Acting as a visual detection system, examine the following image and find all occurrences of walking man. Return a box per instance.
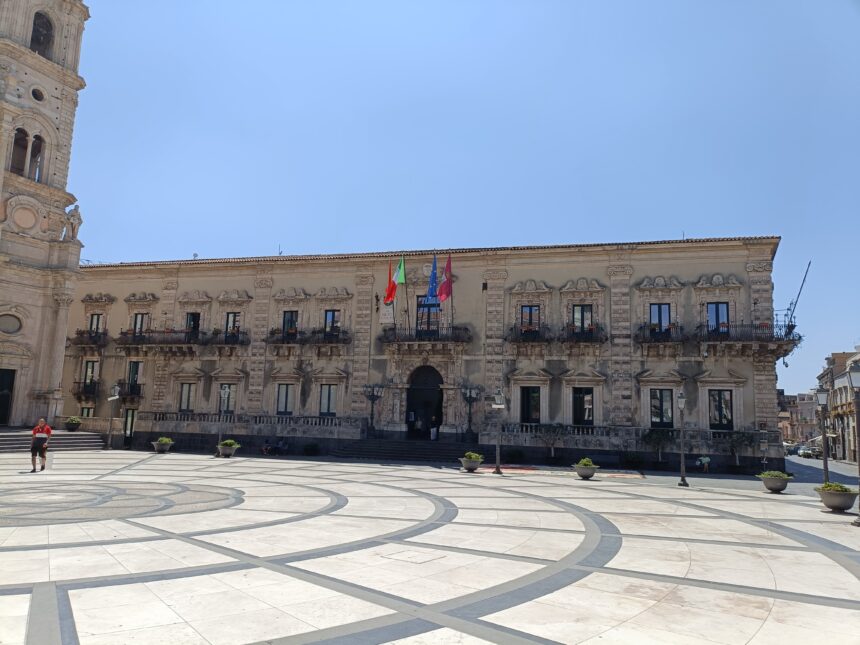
[31,418,51,472]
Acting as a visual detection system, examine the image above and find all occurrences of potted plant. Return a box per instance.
[65,416,82,431]
[757,470,792,493]
[815,482,859,512]
[574,457,600,480]
[152,436,174,453]
[218,439,241,458]
[459,451,483,472]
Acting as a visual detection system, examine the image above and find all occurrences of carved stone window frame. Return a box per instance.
[508,280,553,329]
[635,276,684,327]
[210,367,247,414]
[268,366,303,415]
[313,287,353,330]
[559,279,606,328]
[636,369,684,429]
[271,287,311,332]
[311,368,348,416]
[169,366,205,412]
[695,369,747,431]
[507,368,552,423]
[693,274,743,327]
[124,292,159,331]
[559,369,606,425]
[216,290,253,333]
[176,291,213,332]
[81,293,116,331]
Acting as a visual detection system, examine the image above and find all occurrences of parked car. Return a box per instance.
[798,446,813,458]
[809,446,823,459]
[783,443,799,456]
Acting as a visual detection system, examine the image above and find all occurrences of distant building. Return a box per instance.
[817,350,860,463]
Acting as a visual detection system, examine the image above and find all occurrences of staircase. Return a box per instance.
[330,439,482,464]
[0,428,105,453]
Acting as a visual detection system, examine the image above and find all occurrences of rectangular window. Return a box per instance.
[123,408,137,436]
[282,310,299,338]
[218,383,236,414]
[132,312,147,335]
[83,360,99,383]
[571,305,593,332]
[178,383,196,413]
[707,302,730,333]
[88,313,103,333]
[225,312,241,332]
[324,310,341,336]
[416,295,441,338]
[709,389,734,430]
[520,305,540,329]
[650,389,674,428]
[649,303,671,331]
[127,361,142,395]
[572,387,594,426]
[320,384,337,417]
[276,383,293,416]
[520,386,541,424]
[80,407,94,418]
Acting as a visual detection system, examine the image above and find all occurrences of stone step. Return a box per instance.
[0,432,105,453]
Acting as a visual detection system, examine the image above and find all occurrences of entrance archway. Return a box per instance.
[406,366,443,440]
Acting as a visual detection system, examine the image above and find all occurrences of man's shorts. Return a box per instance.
[31,439,48,458]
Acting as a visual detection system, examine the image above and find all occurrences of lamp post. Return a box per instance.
[677,390,688,487]
[461,385,482,443]
[815,388,831,484]
[362,383,384,437]
[218,384,230,448]
[845,369,860,527]
[491,389,506,475]
[107,383,120,450]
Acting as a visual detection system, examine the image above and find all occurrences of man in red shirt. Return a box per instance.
[31,418,51,472]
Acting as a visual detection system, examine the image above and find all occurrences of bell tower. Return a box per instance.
[0,1,89,425]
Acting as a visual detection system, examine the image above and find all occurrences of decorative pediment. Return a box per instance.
[210,366,249,380]
[315,287,352,300]
[694,369,747,386]
[124,292,159,303]
[81,293,116,305]
[216,289,253,305]
[636,369,685,385]
[310,367,349,381]
[178,290,212,304]
[0,341,34,358]
[169,366,206,378]
[269,366,304,381]
[559,368,606,384]
[695,274,741,289]
[510,280,552,294]
[560,278,604,293]
[506,367,554,382]
[272,287,310,302]
[637,276,683,291]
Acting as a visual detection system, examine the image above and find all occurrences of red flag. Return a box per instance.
[383,261,397,304]
[438,255,453,302]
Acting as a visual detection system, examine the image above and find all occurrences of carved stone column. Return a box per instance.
[482,268,508,405]
[47,293,74,421]
[247,274,273,413]
[350,272,374,416]
[607,265,634,425]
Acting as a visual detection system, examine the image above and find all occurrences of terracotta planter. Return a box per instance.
[218,445,238,458]
[459,458,482,472]
[574,465,599,480]
[152,441,173,454]
[761,477,789,493]
[816,489,858,512]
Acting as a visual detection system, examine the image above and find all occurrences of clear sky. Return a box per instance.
[70,1,860,394]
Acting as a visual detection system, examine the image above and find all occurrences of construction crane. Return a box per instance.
[784,260,810,336]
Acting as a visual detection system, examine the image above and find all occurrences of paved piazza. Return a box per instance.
[1,452,859,645]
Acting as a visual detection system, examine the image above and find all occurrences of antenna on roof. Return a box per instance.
[278,245,283,256]
[192,253,198,260]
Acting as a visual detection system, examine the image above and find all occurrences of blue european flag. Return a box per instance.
[426,255,439,303]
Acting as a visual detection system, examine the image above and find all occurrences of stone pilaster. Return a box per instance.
[160,278,178,328]
[753,356,778,430]
[482,268,508,403]
[746,261,774,324]
[350,272,374,415]
[607,265,634,425]
[246,274,273,413]
[47,292,74,421]
[151,359,170,412]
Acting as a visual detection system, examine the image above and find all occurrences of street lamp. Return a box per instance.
[218,384,231,448]
[107,383,121,450]
[844,369,860,527]
[362,383,384,437]
[491,388,506,475]
[461,385,482,443]
[816,388,831,484]
[677,390,688,487]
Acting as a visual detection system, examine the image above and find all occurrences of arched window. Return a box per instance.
[29,12,53,59]
[10,128,28,176]
[29,135,45,181]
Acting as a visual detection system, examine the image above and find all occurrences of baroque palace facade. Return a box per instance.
[58,237,799,468]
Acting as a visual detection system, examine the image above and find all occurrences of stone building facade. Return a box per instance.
[818,349,860,463]
[60,236,798,467]
[0,0,89,426]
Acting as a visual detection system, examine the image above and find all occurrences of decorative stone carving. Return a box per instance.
[254,278,273,289]
[217,289,253,305]
[124,292,159,303]
[53,295,74,308]
[695,274,740,288]
[746,262,773,273]
[162,280,178,291]
[355,275,375,287]
[510,280,552,294]
[637,276,683,290]
[177,290,212,304]
[63,205,82,241]
[606,265,633,276]
[272,287,310,302]
[315,287,352,300]
[81,293,116,305]
[560,278,604,293]
[481,269,508,281]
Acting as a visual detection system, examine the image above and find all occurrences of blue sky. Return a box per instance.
[70,1,860,393]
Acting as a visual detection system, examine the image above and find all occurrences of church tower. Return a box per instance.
[0,1,89,426]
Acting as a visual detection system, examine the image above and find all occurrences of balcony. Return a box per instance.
[116,329,205,346]
[635,324,688,343]
[559,323,607,344]
[116,380,144,402]
[70,329,109,348]
[72,380,100,401]
[380,325,472,344]
[305,327,351,345]
[697,323,801,343]
[206,330,251,346]
[506,325,553,343]
[266,328,305,345]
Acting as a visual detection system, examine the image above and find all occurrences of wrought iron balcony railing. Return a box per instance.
[71,329,109,347]
[266,328,305,344]
[72,380,100,399]
[559,323,607,344]
[205,330,251,346]
[506,325,553,343]
[635,324,688,343]
[379,325,472,343]
[305,327,351,345]
[116,329,205,345]
[696,322,801,343]
[116,380,143,399]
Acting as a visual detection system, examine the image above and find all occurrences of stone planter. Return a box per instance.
[152,441,173,454]
[218,445,238,458]
[816,489,858,512]
[761,477,789,493]
[459,458,483,472]
[65,422,81,431]
[574,465,599,480]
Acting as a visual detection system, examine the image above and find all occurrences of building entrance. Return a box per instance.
[0,369,15,426]
[406,366,443,440]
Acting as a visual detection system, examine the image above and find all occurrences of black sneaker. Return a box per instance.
[40,465,45,471]
[30,468,36,473]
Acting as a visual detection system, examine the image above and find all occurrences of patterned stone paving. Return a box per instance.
[0,451,858,645]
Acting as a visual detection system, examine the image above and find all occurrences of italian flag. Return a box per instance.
[384,257,405,304]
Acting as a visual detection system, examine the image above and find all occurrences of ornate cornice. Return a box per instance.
[272,287,310,302]
[694,274,741,289]
[315,287,352,300]
[80,293,115,305]
[636,276,683,291]
[746,261,773,273]
[124,292,159,303]
[510,279,552,294]
[216,289,253,306]
[560,278,605,293]
[177,290,212,304]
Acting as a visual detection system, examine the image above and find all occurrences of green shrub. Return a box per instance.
[817,482,857,493]
[218,439,241,448]
[576,457,597,468]
[757,471,791,479]
[503,449,525,464]
[303,443,320,456]
[66,416,82,424]
[463,451,483,461]
[156,436,173,444]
